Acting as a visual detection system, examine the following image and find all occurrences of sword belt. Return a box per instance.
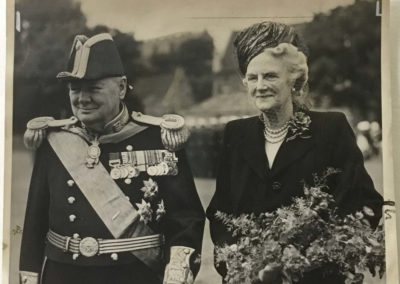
[47,229,164,257]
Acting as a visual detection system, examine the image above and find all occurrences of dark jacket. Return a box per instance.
[20,124,205,279]
[206,111,384,283]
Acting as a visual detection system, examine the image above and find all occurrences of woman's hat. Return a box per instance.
[56,33,125,81]
[234,22,308,75]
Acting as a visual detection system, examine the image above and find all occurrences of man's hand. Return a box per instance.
[163,246,195,284]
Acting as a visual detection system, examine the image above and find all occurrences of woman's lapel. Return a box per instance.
[237,115,315,180]
[270,128,315,177]
[238,117,269,181]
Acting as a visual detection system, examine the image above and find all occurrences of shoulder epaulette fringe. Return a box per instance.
[131,112,190,151]
[24,117,78,150]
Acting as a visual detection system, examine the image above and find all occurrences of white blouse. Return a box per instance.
[265,140,284,169]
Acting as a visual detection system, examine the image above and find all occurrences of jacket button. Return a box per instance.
[67,180,75,187]
[126,145,133,151]
[72,253,79,260]
[272,181,281,191]
[69,214,77,222]
[111,253,118,261]
[68,196,76,204]
[73,233,80,239]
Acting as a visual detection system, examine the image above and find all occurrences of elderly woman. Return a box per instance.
[206,22,384,283]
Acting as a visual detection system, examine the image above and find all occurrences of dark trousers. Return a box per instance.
[41,259,162,284]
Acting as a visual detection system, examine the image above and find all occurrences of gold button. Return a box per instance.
[126,145,133,151]
[72,253,79,260]
[124,178,132,184]
[67,180,75,187]
[68,196,76,204]
[73,233,80,239]
[125,196,130,201]
[69,214,77,222]
[111,253,118,261]
[184,248,190,254]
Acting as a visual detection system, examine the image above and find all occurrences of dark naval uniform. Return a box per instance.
[20,32,205,284]
[20,115,205,284]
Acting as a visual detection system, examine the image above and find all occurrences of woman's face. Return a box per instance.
[244,51,293,113]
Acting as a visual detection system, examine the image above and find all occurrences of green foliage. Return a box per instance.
[215,168,385,284]
[303,0,381,121]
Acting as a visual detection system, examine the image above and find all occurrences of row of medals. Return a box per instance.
[85,140,179,180]
[108,150,179,181]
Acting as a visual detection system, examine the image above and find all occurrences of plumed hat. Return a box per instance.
[234,22,308,75]
[57,33,125,81]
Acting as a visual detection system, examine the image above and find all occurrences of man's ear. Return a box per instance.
[119,76,127,99]
[242,78,248,87]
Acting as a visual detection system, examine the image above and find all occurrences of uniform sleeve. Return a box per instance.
[206,123,236,276]
[330,113,383,228]
[19,142,50,276]
[159,149,205,277]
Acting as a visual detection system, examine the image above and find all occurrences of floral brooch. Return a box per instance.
[286,111,312,142]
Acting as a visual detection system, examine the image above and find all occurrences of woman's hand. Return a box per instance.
[257,264,283,284]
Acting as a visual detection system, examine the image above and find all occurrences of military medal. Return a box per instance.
[110,168,122,179]
[109,149,178,178]
[127,166,139,178]
[120,166,129,178]
[86,136,101,168]
[147,166,157,176]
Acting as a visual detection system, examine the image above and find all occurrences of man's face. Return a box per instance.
[69,77,126,130]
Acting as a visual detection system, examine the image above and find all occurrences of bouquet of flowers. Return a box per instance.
[215,168,386,284]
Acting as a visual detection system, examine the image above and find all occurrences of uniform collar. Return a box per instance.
[80,102,130,136]
[103,103,130,133]
[66,103,148,144]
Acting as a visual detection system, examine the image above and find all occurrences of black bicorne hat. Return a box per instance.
[57,33,125,81]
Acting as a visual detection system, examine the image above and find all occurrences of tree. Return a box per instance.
[14,0,87,132]
[303,0,381,121]
[177,32,214,102]
[13,0,144,132]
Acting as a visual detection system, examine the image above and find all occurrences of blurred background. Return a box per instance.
[10,0,384,283]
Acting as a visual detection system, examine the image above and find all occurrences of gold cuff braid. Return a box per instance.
[163,246,195,284]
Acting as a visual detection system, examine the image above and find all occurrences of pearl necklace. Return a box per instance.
[260,114,289,144]
[263,126,288,144]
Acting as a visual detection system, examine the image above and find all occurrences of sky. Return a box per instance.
[78,0,355,66]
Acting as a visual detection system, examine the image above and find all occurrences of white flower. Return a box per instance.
[156,200,166,221]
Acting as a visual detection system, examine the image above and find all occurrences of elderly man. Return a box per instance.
[20,33,205,284]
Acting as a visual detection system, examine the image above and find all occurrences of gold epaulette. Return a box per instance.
[23,116,78,150]
[131,111,190,152]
